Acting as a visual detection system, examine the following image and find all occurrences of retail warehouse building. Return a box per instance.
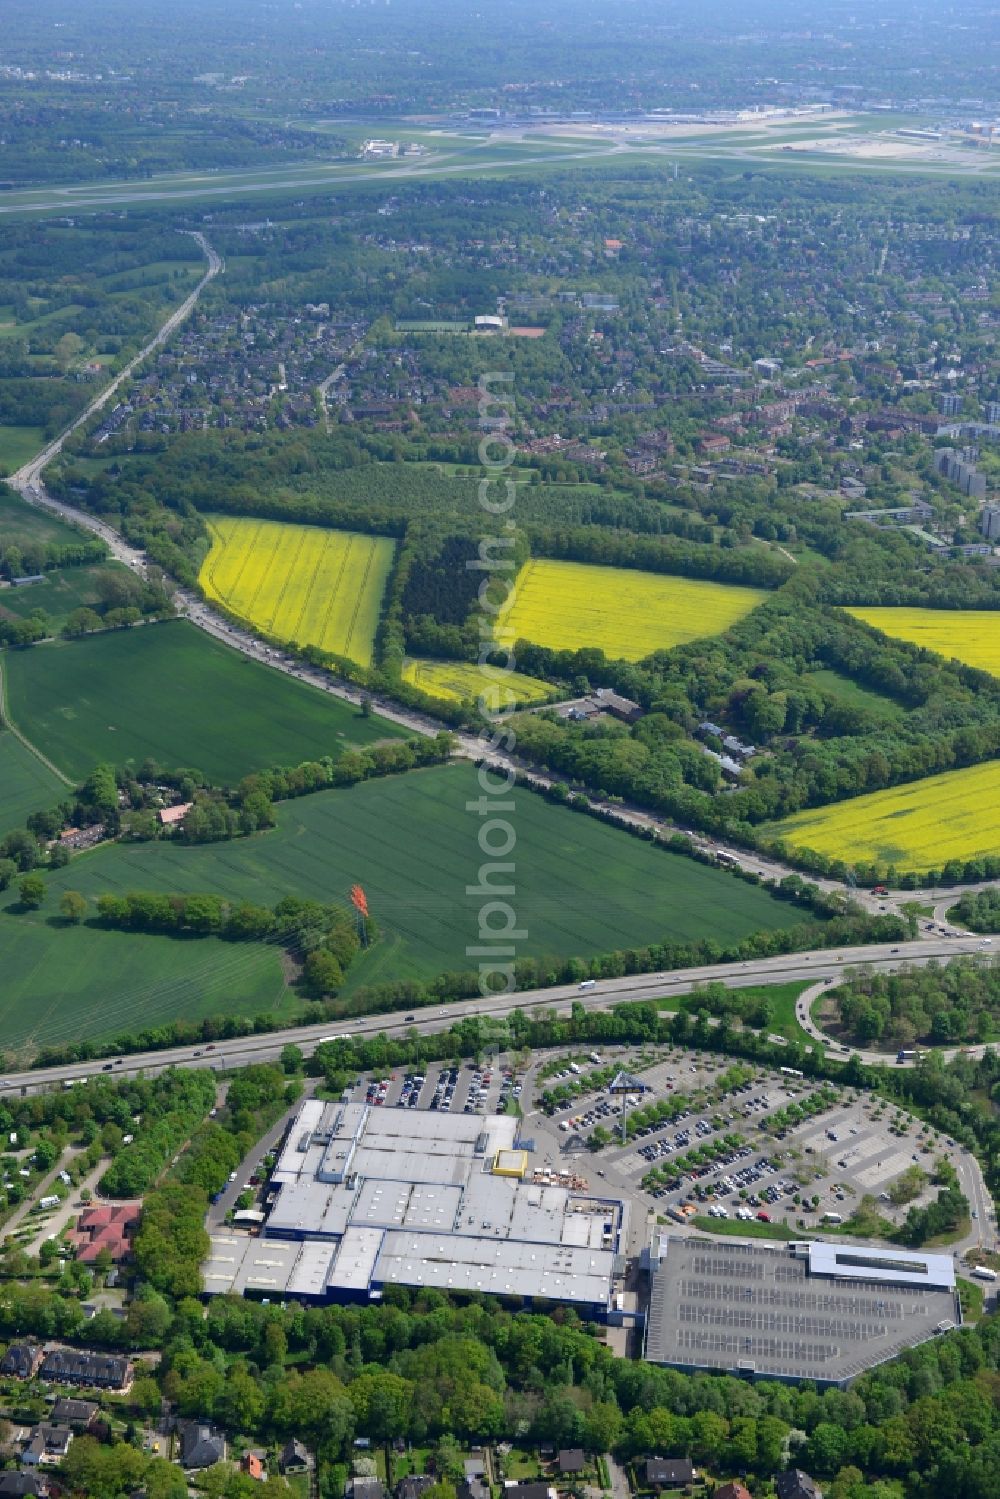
[644,1236,960,1387]
[203,1099,628,1313]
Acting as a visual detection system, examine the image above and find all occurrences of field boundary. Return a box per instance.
[0,655,73,787]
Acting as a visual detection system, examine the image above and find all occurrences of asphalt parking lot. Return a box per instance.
[359,1060,520,1116]
[532,1049,970,1237]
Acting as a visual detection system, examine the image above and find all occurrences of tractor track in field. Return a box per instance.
[0,656,74,786]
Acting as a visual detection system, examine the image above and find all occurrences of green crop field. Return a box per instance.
[0,487,88,548]
[40,763,809,993]
[0,426,45,474]
[4,619,408,783]
[0,909,293,1058]
[200,516,395,667]
[0,730,65,838]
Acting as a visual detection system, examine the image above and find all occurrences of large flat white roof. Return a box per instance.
[375,1230,615,1306]
[266,1179,355,1239]
[328,1227,385,1294]
[204,1098,624,1310]
[807,1241,956,1290]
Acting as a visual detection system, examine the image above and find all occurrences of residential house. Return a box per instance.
[458,1479,490,1499]
[38,1348,131,1391]
[36,1426,73,1464]
[557,1451,586,1476]
[714,1484,752,1499]
[65,1203,141,1265]
[396,1478,432,1499]
[775,1472,824,1499]
[502,1486,556,1499]
[158,803,193,829]
[279,1439,310,1475]
[21,1436,46,1468]
[179,1422,226,1470]
[50,1399,98,1429]
[0,1345,42,1379]
[0,1475,47,1498]
[644,1458,696,1490]
[241,1452,266,1481]
[348,1480,385,1499]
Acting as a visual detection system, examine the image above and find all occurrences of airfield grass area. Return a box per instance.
[496,558,768,661]
[769,760,1000,872]
[0,730,65,837]
[40,764,809,995]
[200,515,395,667]
[0,912,293,1058]
[4,619,407,783]
[847,606,1000,679]
[402,656,553,708]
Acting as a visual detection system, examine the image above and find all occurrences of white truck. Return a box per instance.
[970,1266,998,1282]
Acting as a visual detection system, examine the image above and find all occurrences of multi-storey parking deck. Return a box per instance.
[644,1237,959,1387]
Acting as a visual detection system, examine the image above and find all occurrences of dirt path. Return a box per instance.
[19,1157,110,1257]
[0,657,73,786]
[0,1145,86,1241]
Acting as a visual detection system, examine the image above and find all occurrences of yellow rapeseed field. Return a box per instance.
[847,606,1000,678]
[200,516,395,667]
[495,559,768,661]
[402,657,552,708]
[770,759,1000,871]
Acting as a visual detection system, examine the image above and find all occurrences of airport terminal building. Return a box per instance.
[203,1098,628,1314]
[644,1235,960,1387]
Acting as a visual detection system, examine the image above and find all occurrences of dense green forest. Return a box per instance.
[830,959,1000,1048]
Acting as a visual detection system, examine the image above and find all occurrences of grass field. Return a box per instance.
[769,760,1000,871]
[0,563,126,632]
[496,558,768,661]
[0,425,45,474]
[0,487,87,548]
[200,516,395,667]
[0,730,65,838]
[4,619,408,783]
[0,911,292,1058]
[847,606,1000,678]
[690,1216,800,1241]
[805,667,905,719]
[41,764,808,991]
[402,656,553,708]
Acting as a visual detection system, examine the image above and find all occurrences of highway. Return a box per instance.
[0,934,991,1096]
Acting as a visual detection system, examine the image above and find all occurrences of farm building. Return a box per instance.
[203,1099,627,1314]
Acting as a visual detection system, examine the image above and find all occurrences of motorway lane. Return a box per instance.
[0,935,989,1096]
